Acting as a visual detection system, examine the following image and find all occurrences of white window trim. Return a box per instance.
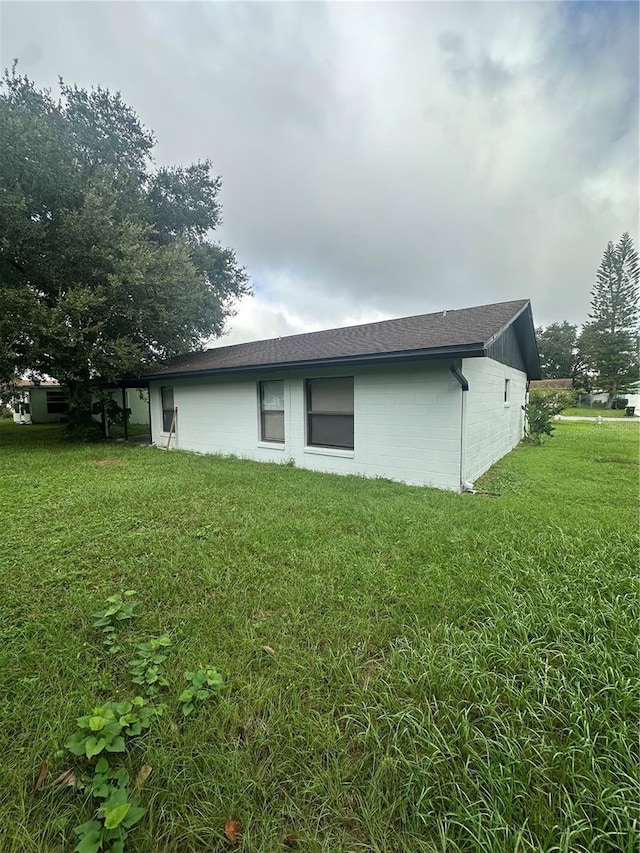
[258,379,285,444]
[304,446,354,459]
[305,376,355,452]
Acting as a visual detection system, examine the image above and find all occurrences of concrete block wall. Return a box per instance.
[149,361,463,490]
[29,388,66,423]
[462,357,527,484]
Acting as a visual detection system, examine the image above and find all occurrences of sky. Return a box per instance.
[2,1,638,345]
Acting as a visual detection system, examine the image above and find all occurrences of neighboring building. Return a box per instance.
[12,381,69,424]
[99,387,150,426]
[11,381,149,430]
[142,299,541,492]
[625,385,640,412]
[575,391,609,407]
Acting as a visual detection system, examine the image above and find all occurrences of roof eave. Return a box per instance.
[484,300,541,380]
[140,343,487,382]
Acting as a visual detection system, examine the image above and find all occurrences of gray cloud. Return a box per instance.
[1,1,637,345]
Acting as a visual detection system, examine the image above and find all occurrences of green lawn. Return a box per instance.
[108,422,151,438]
[561,407,631,419]
[1,421,638,853]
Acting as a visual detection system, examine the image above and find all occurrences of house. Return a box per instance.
[142,299,541,492]
[11,381,69,424]
[10,380,150,431]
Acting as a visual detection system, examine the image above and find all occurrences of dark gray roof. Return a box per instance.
[143,299,540,380]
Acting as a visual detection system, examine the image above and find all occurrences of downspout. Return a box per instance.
[450,361,469,492]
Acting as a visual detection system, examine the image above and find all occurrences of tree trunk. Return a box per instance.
[64,379,105,440]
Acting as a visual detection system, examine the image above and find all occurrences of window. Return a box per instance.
[46,389,69,414]
[504,379,510,404]
[161,386,175,432]
[306,377,354,450]
[259,380,285,443]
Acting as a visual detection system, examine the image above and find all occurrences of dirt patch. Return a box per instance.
[92,458,122,466]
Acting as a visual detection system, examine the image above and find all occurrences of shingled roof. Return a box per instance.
[143,299,540,380]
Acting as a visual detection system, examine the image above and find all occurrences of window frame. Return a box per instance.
[305,376,354,451]
[258,380,285,444]
[46,389,69,414]
[504,378,511,406]
[161,386,175,433]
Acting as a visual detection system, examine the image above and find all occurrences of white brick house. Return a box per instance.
[143,300,540,491]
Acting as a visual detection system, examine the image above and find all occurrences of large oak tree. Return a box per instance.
[0,65,250,428]
[535,321,581,381]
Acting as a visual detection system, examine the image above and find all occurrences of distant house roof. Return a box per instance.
[16,380,63,388]
[529,378,574,390]
[142,299,541,381]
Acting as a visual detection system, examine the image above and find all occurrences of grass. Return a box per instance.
[108,422,151,438]
[0,420,638,852]
[561,407,632,419]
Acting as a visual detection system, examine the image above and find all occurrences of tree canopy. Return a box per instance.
[0,65,250,420]
[535,321,581,380]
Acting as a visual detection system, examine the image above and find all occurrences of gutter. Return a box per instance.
[450,361,469,492]
[140,342,486,383]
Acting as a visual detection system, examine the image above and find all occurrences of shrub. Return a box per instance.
[532,388,577,412]
[524,398,554,443]
[524,389,574,444]
[63,411,104,442]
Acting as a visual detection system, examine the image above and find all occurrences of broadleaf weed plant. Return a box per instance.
[90,592,138,653]
[129,635,172,697]
[178,668,224,716]
[62,593,223,853]
[65,698,161,759]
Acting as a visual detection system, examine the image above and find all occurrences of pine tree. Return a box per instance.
[590,233,639,333]
[578,233,639,402]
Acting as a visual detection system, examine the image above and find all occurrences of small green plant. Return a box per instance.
[66,704,154,853]
[58,593,224,852]
[73,781,145,853]
[178,668,224,716]
[78,758,145,852]
[91,592,138,652]
[85,757,129,799]
[129,636,172,696]
[65,698,161,759]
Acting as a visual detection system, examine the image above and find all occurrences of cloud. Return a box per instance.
[1,0,637,340]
